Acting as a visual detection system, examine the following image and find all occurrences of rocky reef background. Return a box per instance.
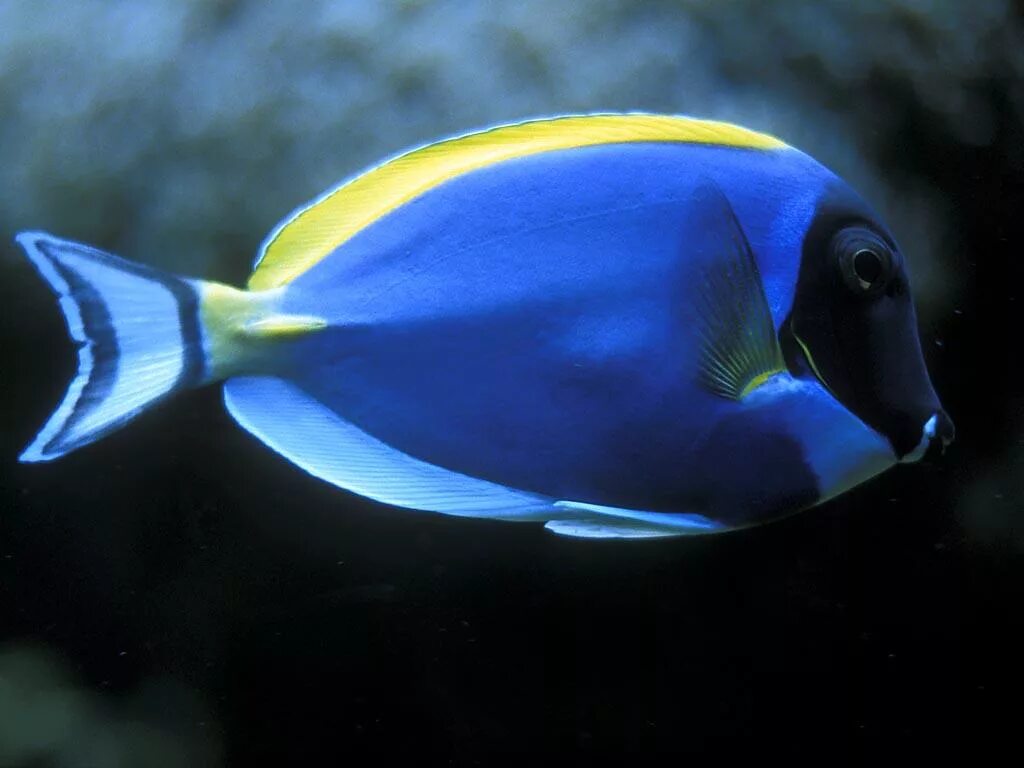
[0,1,1021,764]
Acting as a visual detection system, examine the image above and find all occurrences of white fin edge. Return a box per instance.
[16,232,200,462]
[223,377,730,537]
[546,501,724,539]
[223,376,558,519]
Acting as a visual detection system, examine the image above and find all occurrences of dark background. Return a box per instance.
[1,1,1022,765]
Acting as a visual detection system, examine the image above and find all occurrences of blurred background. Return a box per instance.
[0,0,1021,764]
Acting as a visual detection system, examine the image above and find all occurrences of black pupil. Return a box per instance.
[853,248,883,285]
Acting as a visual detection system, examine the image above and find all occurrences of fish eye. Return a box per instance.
[831,226,896,296]
[852,248,883,286]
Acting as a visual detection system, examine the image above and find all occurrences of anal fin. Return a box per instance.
[223,378,730,539]
[224,376,557,519]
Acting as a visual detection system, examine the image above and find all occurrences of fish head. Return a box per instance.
[781,181,954,463]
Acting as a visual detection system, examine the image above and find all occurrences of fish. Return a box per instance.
[15,113,954,539]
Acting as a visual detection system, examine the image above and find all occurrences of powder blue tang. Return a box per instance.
[15,114,953,539]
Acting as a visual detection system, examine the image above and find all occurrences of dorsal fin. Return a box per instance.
[248,114,787,290]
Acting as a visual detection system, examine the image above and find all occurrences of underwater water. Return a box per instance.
[0,0,1022,764]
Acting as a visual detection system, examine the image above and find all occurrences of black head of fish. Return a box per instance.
[780,181,954,462]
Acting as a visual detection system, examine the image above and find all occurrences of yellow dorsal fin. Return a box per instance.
[248,113,787,290]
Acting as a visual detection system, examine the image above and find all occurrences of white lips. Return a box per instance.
[899,413,939,464]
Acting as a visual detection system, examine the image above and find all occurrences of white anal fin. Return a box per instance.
[223,376,557,519]
[223,378,731,537]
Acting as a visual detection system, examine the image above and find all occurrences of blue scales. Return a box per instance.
[15,114,953,538]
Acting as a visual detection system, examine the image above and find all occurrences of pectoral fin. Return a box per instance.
[691,181,786,400]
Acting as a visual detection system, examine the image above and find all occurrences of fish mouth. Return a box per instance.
[898,410,956,464]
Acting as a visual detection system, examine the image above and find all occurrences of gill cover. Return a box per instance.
[782,183,950,459]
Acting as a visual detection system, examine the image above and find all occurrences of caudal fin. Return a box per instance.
[16,232,208,462]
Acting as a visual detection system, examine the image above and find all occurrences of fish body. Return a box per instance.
[16,114,953,538]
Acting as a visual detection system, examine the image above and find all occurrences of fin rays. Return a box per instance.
[691,182,786,400]
[16,232,205,461]
[223,378,726,539]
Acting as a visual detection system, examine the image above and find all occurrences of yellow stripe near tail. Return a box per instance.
[199,282,326,380]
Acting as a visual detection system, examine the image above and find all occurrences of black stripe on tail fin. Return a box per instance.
[16,232,207,462]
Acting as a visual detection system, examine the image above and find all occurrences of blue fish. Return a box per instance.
[16,114,953,539]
